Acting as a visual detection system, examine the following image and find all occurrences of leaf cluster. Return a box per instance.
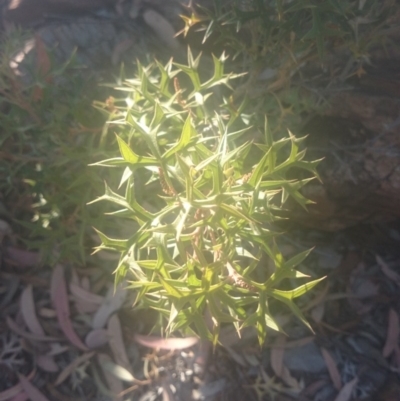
[92,51,324,345]
[186,0,395,136]
[200,0,392,61]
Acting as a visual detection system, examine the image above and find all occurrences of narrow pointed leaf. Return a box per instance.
[164,115,197,159]
[271,277,326,300]
[283,248,314,270]
[270,293,314,333]
[115,135,157,166]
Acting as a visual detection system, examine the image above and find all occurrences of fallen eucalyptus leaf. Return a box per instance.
[321,347,341,390]
[18,374,50,401]
[20,284,45,336]
[55,351,95,386]
[383,309,400,358]
[333,377,358,401]
[92,283,127,329]
[85,329,108,349]
[51,265,88,351]
[107,314,132,371]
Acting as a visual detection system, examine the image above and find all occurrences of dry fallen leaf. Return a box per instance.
[97,353,124,401]
[70,282,103,314]
[50,264,63,306]
[5,246,40,268]
[270,335,286,378]
[376,255,400,288]
[107,314,132,372]
[70,282,104,305]
[6,316,59,342]
[20,284,45,336]
[301,379,329,398]
[321,347,342,390]
[134,334,199,350]
[85,329,108,349]
[51,265,88,351]
[333,377,358,401]
[0,369,36,401]
[383,309,400,358]
[0,382,24,401]
[92,283,127,329]
[18,373,50,401]
[54,351,95,386]
[9,392,29,401]
[280,366,302,392]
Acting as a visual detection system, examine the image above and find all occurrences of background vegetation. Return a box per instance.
[0,0,395,338]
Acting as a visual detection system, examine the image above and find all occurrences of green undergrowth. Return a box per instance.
[1,0,390,342]
[189,0,395,135]
[0,31,118,265]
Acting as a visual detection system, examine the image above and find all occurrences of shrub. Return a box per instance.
[91,51,324,345]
